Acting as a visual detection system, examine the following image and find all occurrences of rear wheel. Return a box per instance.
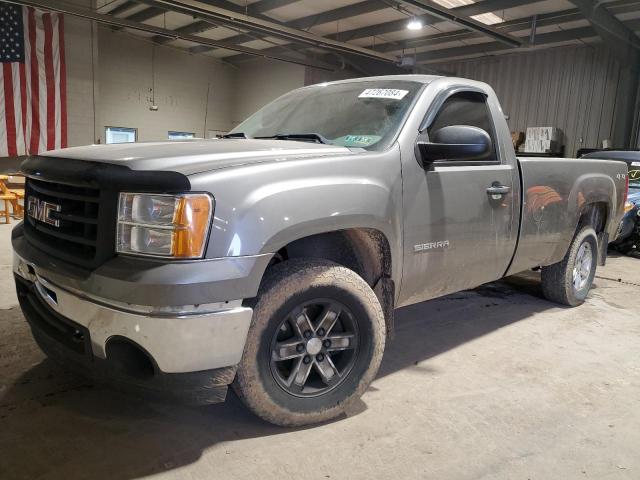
[233,259,385,426]
[541,226,598,306]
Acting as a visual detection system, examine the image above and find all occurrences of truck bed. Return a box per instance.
[507,157,627,276]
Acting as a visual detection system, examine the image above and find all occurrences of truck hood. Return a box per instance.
[39,139,356,175]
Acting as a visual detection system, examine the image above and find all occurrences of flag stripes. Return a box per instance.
[0,4,67,157]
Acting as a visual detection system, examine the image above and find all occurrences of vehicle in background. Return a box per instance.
[582,151,640,256]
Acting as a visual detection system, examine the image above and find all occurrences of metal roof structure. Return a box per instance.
[15,0,640,73]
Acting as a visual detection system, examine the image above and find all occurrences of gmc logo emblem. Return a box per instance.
[27,197,61,227]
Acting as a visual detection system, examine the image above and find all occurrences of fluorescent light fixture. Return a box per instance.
[407,18,423,30]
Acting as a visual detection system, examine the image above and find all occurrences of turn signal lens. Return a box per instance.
[117,193,213,259]
[624,201,634,213]
[172,195,213,258]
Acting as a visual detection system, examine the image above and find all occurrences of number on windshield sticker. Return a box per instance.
[358,89,409,100]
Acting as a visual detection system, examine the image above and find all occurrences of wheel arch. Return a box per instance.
[255,228,396,336]
[576,201,608,233]
[575,201,609,265]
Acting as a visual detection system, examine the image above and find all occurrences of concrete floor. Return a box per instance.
[1,222,639,480]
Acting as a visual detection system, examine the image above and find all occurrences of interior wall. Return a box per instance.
[304,65,361,86]
[429,44,622,157]
[64,2,97,148]
[97,28,236,143]
[232,58,306,125]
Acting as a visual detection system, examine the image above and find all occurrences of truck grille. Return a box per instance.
[20,155,191,269]
[24,178,118,269]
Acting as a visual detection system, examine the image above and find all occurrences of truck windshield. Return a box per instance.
[229,80,424,151]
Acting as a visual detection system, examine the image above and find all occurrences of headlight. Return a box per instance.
[116,192,213,258]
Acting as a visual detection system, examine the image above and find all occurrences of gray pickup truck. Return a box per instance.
[12,75,628,426]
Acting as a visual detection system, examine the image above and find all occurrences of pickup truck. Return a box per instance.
[12,75,628,427]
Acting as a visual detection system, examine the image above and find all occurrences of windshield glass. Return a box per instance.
[229,80,424,151]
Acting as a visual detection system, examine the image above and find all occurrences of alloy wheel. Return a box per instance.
[572,241,593,292]
[269,299,359,397]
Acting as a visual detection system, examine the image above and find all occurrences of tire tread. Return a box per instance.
[541,226,597,307]
[233,259,385,427]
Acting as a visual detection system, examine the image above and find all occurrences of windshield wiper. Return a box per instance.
[255,133,332,145]
[221,132,247,138]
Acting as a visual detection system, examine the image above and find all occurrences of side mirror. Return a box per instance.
[417,125,492,164]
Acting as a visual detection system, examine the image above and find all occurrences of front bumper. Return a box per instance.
[12,227,263,404]
[15,274,240,404]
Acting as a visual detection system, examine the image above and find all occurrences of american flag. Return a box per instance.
[0,2,66,157]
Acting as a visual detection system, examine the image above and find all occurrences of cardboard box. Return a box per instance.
[511,131,525,149]
[524,138,561,153]
[526,126,562,142]
[524,127,563,153]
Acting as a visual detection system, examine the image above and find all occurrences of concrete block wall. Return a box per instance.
[51,5,367,149]
[97,29,236,143]
[63,16,240,146]
[232,58,306,125]
[64,9,97,147]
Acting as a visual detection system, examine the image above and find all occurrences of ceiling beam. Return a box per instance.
[125,6,165,22]
[324,0,533,43]
[8,0,338,70]
[104,1,138,16]
[224,0,533,63]
[152,19,217,44]
[138,0,309,58]
[569,0,640,63]
[416,26,597,63]
[248,0,300,15]
[375,0,640,54]
[396,0,521,47]
[147,0,399,63]
[186,0,297,19]
[186,1,395,56]
[448,0,530,17]
[288,1,389,31]
[415,18,640,64]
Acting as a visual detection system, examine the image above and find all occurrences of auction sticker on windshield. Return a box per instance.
[359,88,409,100]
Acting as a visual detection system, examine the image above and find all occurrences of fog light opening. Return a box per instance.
[105,338,155,380]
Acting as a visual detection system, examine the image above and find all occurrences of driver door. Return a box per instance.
[398,90,518,307]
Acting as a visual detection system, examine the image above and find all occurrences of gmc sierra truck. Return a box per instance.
[12,75,628,426]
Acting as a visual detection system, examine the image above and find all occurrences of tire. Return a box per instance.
[233,259,386,427]
[541,226,598,307]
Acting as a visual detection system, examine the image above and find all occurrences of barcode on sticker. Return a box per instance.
[359,88,409,100]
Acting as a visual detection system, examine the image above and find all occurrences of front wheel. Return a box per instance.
[233,259,386,427]
[541,226,598,306]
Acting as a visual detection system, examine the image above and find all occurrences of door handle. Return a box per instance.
[486,185,511,195]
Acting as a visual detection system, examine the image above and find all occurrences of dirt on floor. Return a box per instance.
[1,223,639,480]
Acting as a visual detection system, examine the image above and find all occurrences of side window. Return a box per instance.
[427,91,497,162]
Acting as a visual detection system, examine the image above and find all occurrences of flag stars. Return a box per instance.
[0,2,24,63]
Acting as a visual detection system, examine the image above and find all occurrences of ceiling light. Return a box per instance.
[407,18,423,30]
